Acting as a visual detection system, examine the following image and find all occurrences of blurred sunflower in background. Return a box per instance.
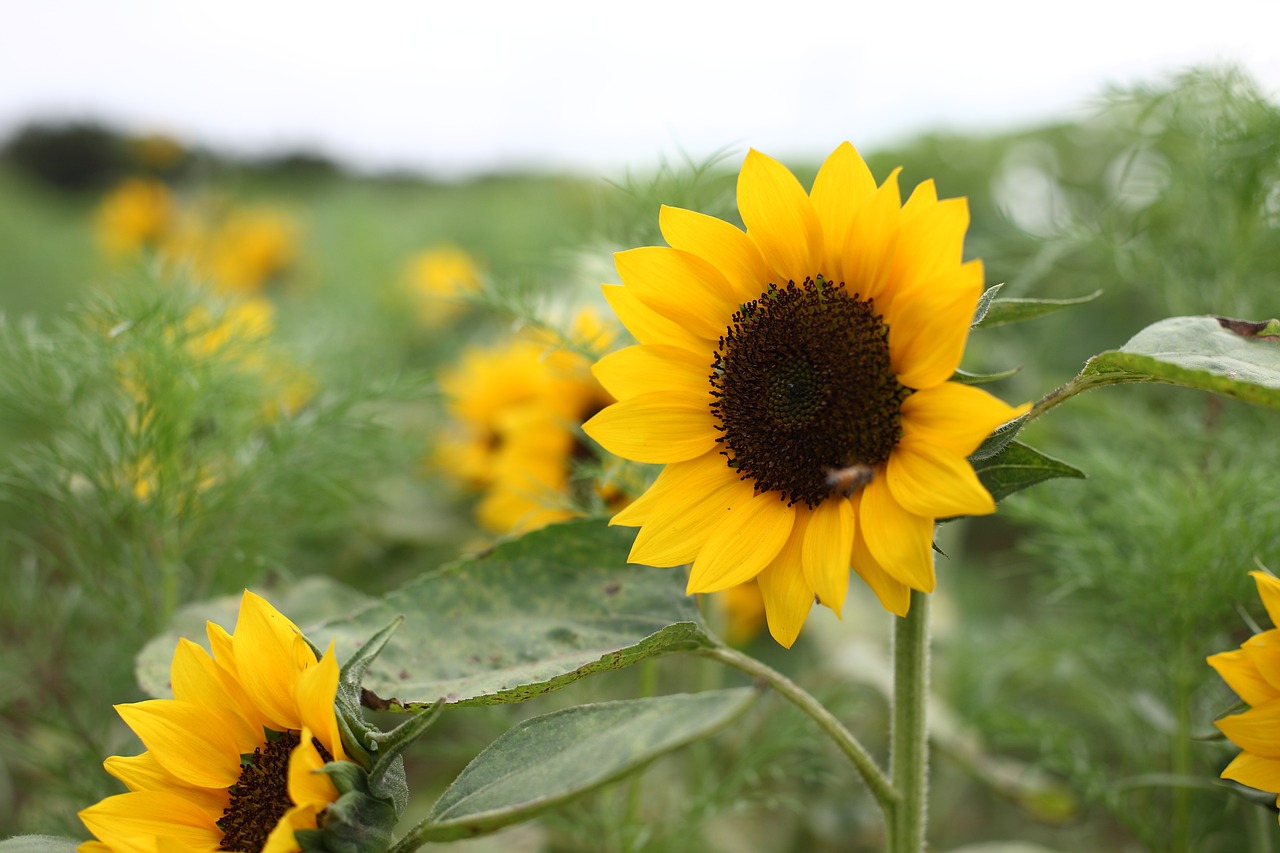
[583,143,1028,647]
[95,177,175,257]
[436,310,616,535]
[78,591,347,853]
[401,243,485,327]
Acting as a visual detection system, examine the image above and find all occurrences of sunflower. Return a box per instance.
[401,243,485,327]
[79,591,348,853]
[1209,571,1280,815]
[582,143,1029,647]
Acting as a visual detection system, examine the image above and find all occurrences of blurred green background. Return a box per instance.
[2,66,1279,852]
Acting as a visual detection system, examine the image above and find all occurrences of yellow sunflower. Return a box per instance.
[78,591,348,853]
[1209,571,1280,815]
[582,143,1029,647]
[97,178,175,258]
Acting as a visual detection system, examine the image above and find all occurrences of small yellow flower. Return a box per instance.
[582,143,1029,647]
[1209,571,1280,814]
[401,243,485,327]
[79,591,347,853]
[204,209,298,295]
[437,311,616,534]
[96,178,175,257]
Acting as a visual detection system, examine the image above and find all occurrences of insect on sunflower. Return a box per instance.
[582,143,1029,647]
[79,591,348,853]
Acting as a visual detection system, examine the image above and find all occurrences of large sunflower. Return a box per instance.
[79,591,347,853]
[582,143,1028,647]
[1209,571,1280,815]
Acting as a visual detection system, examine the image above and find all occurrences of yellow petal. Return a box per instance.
[809,142,876,283]
[79,791,222,851]
[1220,749,1280,792]
[841,168,902,307]
[900,382,1030,457]
[592,344,711,402]
[582,392,718,464]
[891,194,969,292]
[902,178,938,213]
[886,440,995,519]
[1243,629,1280,695]
[1217,700,1280,759]
[658,204,770,304]
[757,520,815,648]
[602,284,705,351]
[849,498,912,616]
[262,803,320,853]
[114,700,244,789]
[295,644,347,762]
[1210,647,1280,707]
[802,497,854,617]
[234,591,307,732]
[614,247,737,341]
[687,491,795,593]
[1254,571,1280,628]
[103,753,228,813]
[628,464,753,567]
[611,449,730,528]
[886,260,983,390]
[738,149,823,286]
[858,477,935,592]
[288,727,339,810]
[169,639,263,745]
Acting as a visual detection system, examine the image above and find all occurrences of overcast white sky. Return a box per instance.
[3,0,1279,177]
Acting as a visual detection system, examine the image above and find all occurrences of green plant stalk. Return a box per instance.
[695,643,900,819]
[890,590,930,853]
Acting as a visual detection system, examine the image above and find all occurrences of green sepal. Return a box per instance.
[969,416,1027,461]
[971,441,1085,503]
[366,700,445,811]
[294,761,399,853]
[951,366,1021,385]
[335,616,406,767]
[976,289,1103,328]
[970,283,1003,327]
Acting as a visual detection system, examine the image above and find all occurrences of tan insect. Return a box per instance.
[824,463,875,497]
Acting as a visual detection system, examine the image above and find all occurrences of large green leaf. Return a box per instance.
[972,441,1085,503]
[411,689,757,843]
[0,838,82,853]
[1077,315,1280,407]
[314,519,711,709]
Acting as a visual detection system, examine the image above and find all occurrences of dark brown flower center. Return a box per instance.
[218,729,333,853]
[709,277,908,507]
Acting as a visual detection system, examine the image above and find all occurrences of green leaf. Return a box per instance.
[977,289,1102,328]
[972,441,1085,503]
[1072,315,1280,409]
[952,366,1022,386]
[0,838,83,853]
[314,519,712,710]
[970,417,1027,461]
[136,576,378,699]
[414,689,758,843]
[970,283,1003,327]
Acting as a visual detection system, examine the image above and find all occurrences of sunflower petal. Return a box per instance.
[1210,647,1279,707]
[1217,700,1280,759]
[887,440,995,519]
[842,168,902,307]
[901,383,1030,456]
[614,247,737,341]
[1243,629,1280,696]
[802,498,854,617]
[78,791,222,850]
[738,149,823,286]
[262,803,320,853]
[592,344,711,402]
[887,260,983,390]
[169,639,263,745]
[234,591,308,732]
[628,466,752,567]
[601,284,705,351]
[1219,749,1280,791]
[892,193,969,291]
[849,498,912,617]
[659,205,769,304]
[687,491,796,593]
[583,391,718,464]
[288,726,339,809]
[295,645,346,762]
[102,753,228,813]
[810,142,876,283]
[114,700,245,789]
[757,523,815,648]
[1254,571,1280,629]
[858,478,935,592]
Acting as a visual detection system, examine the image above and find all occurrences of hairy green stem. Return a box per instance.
[890,590,930,853]
[695,643,899,817]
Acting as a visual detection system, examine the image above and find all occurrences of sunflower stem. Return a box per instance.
[889,589,931,853]
[694,643,899,817]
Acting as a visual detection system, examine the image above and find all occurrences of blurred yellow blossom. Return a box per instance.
[401,243,485,326]
[202,208,298,295]
[95,177,175,257]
